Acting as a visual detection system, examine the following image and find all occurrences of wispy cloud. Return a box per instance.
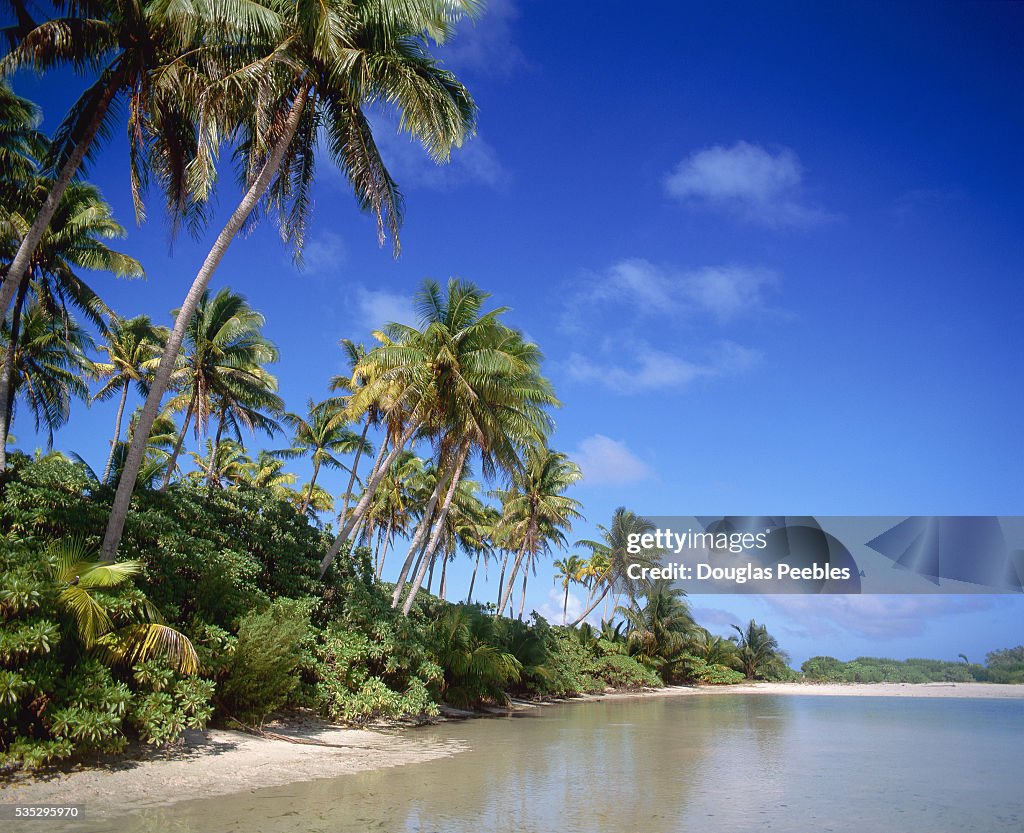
[692,606,743,632]
[763,595,1000,640]
[585,258,779,323]
[664,141,833,228]
[350,287,416,333]
[537,588,590,626]
[442,0,528,78]
[572,434,653,485]
[298,232,346,275]
[566,341,760,393]
[371,116,510,192]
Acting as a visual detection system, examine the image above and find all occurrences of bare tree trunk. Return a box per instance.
[466,551,481,604]
[102,88,310,560]
[495,549,510,611]
[0,276,30,471]
[389,474,444,607]
[374,518,393,580]
[497,538,531,617]
[426,552,436,594]
[401,441,470,615]
[323,421,417,577]
[337,414,371,522]
[300,458,321,514]
[205,410,226,487]
[102,380,130,482]
[160,392,196,491]
[567,584,610,628]
[0,82,118,316]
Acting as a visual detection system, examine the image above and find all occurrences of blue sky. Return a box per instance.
[7,0,1024,665]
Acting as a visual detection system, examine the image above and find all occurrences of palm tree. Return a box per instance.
[46,538,198,674]
[93,315,166,480]
[0,178,143,469]
[730,619,786,680]
[0,80,44,209]
[0,0,218,312]
[159,288,278,489]
[567,508,662,627]
[0,299,93,449]
[99,408,178,488]
[187,438,252,487]
[242,449,297,491]
[617,581,695,672]
[373,280,557,614]
[495,446,583,617]
[330,338,377,523]
[552,555,586,625]
[104,0,480,558]
[281,397,369,515]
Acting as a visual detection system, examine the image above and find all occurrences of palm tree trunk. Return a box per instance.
[300,458,322,515]
[205,410,226,487]
[0,276,30,471]
[563,584,570,624]
[466,551,481,604]
[102,87,311,560]
[496,549,510,610]
[0,81,119,316]
[497,538,531,617]
[323,421,417,577]
[389,476,444,606]
[374,518,393,580]
[337,414,371,522]
[439,552,448,601]
[518,569,528,621]
[161,392,196,491]
[401,440,470,615]
[102,380,130,482]
[426,552,436,594]
[567,584,610,628]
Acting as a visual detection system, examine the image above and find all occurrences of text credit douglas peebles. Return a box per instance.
[627,516,1024,594]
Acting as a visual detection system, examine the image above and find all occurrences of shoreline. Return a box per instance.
[3,682,1021,816]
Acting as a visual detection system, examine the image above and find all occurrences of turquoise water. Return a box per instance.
[60,694,1024,832]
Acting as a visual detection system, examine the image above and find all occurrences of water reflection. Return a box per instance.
[59,695,1023,833]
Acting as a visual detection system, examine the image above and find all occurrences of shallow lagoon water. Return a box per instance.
[66,695,1023,833]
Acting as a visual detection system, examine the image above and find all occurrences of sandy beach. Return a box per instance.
[3,682,1021,816]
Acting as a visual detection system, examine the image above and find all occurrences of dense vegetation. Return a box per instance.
[801,652,1024,684]
[1,454,787,772]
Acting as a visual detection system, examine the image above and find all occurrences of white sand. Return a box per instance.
[3,682,1021,814]
[0,722,466,815]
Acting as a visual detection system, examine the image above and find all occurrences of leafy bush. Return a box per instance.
[0,538,212,772]
[219,599,312,724]
[676,654,745,685]
[584,654,661,689]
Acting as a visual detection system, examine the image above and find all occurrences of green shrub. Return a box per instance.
[219,599,312,724]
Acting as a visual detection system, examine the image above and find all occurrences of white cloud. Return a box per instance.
[566,341,760,393]
[692,606,743,631]
[299,232,346,275]
[572,434,653,485]
[581,259,778,324]
[371,118,509,192]
[442,0,527,78]
[763,595,999,640]
[351,287,416,333]
[664,141,832,227]
[537,587,591,626]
